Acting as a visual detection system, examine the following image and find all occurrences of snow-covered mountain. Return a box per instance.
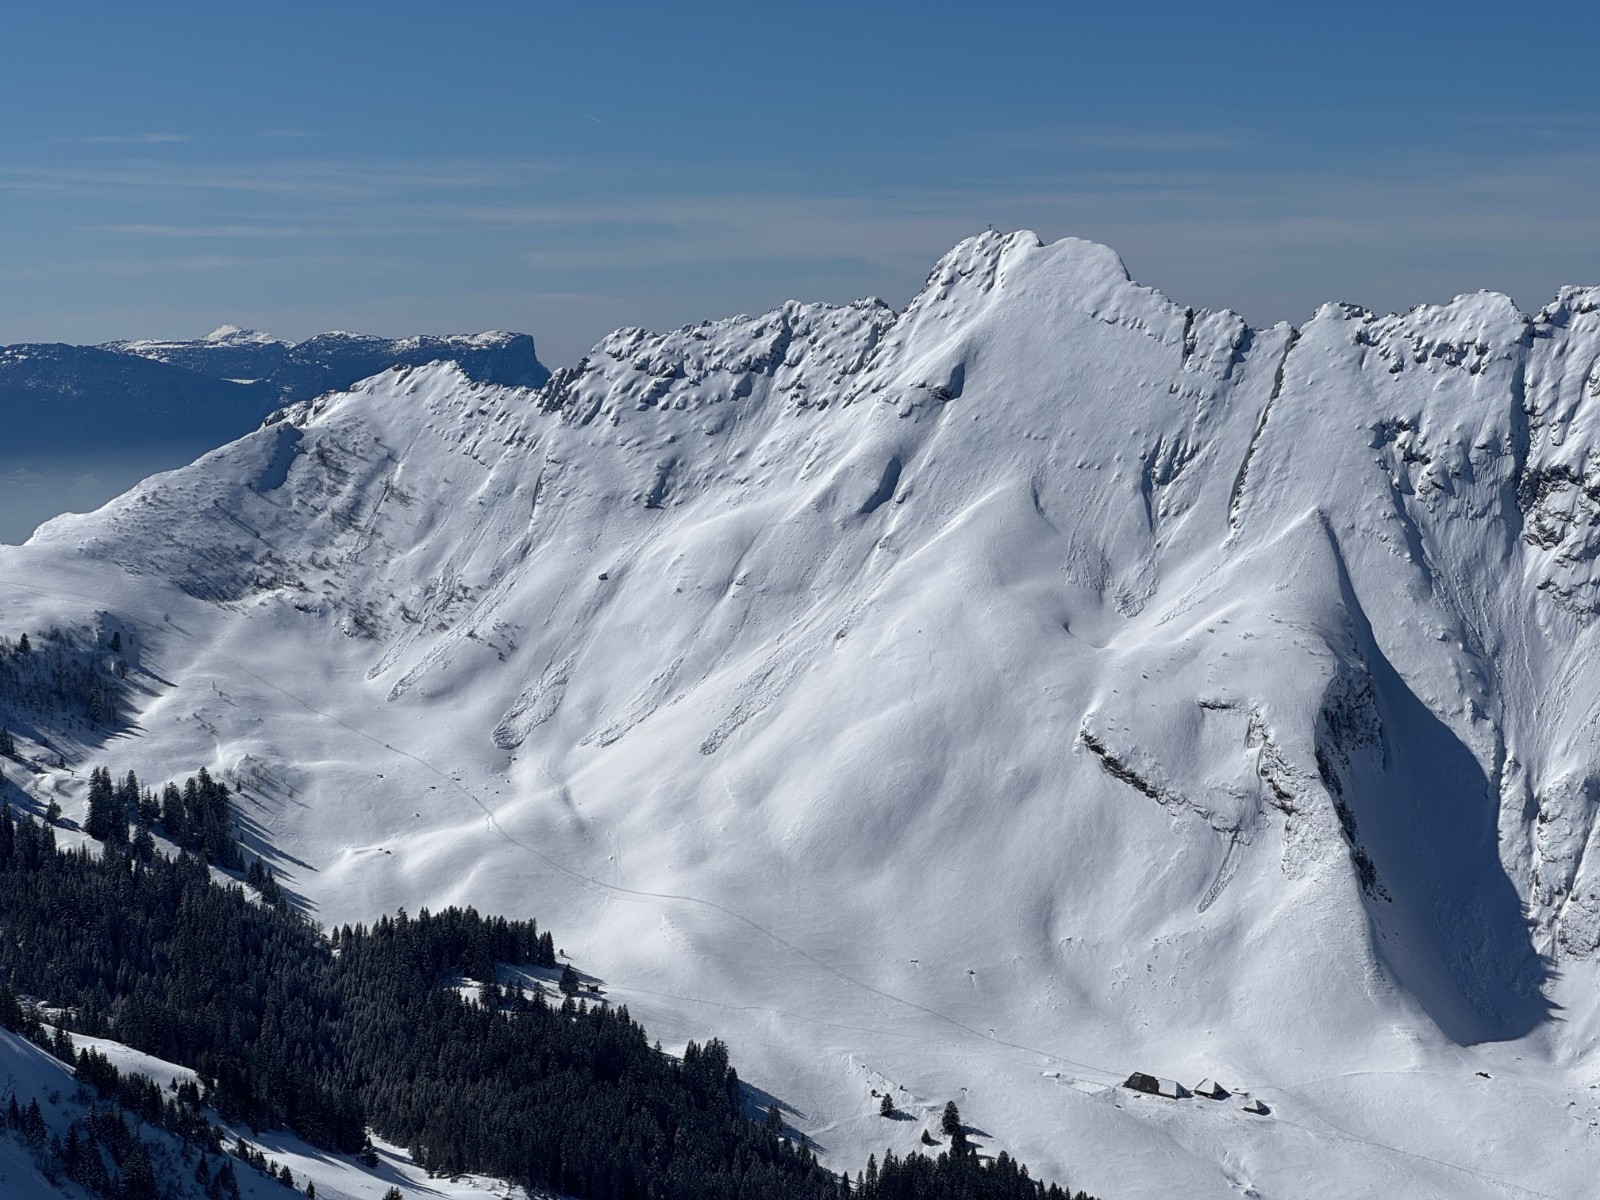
[4,231,1600,1198]
[0,327,548,544]
[103,325,548,400]
[5,326,547,448]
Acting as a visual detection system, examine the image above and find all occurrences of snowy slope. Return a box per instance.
[5,231,1600,1197]
[0,1027,527,1200]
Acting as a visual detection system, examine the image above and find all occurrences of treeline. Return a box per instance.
[0,804,1100,1200]
[853,1147,1078,1200]
[4,1081,224,1200]
[2,995,314,1200]
[85,764,244,870]
[5,998,222,1198]
[0,626,128,734]
[0,810,362,1147]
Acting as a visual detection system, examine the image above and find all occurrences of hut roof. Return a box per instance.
[1123,1072,1189,1099]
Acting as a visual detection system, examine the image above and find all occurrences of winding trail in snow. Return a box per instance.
[1261,1106,1561,1200]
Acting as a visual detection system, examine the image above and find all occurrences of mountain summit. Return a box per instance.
[4,231,1600,1196]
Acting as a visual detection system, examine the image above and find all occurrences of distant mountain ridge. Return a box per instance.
[103,325,549,401]
[2,326,547,449]
[0,325,549,542]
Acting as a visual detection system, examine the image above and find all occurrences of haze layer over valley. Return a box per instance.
[6,231,1600,1198]
[0,326,547,544]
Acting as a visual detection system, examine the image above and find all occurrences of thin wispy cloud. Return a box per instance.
[260,129,315,139]
[84,132,192,145]
[11,133,1600,362]
[0,157,565,200]
[180,255,242,271]
[94,223,340,239]
[1002,126,1244,154]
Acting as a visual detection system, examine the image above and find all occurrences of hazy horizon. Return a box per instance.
[6,2,1600,370]
[10,0,1600,538]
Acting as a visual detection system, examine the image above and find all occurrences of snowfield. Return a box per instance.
[6,231,1600,1197]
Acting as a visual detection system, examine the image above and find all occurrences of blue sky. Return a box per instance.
[4,1,1600,367]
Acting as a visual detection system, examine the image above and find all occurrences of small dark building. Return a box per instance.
[1122,1072,1189,1098]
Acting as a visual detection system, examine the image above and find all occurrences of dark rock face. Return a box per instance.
[274,332,549,396]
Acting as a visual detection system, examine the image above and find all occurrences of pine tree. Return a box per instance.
[22,1097,45,1145]
[117,771,139,826]
[85,766,111,840]
[161,781,184,839]
[942,1099,970,1156]
[85,766,127,842]
[879,1093,895,1117]
[87,678,109,726]
[122,1140,158,1200]
[137,784,160,827]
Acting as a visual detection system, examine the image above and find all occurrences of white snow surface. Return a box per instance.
[7,231,1600,1197]
[117,326,289,357]
[114,327,530,360]
[202,326,281,346]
